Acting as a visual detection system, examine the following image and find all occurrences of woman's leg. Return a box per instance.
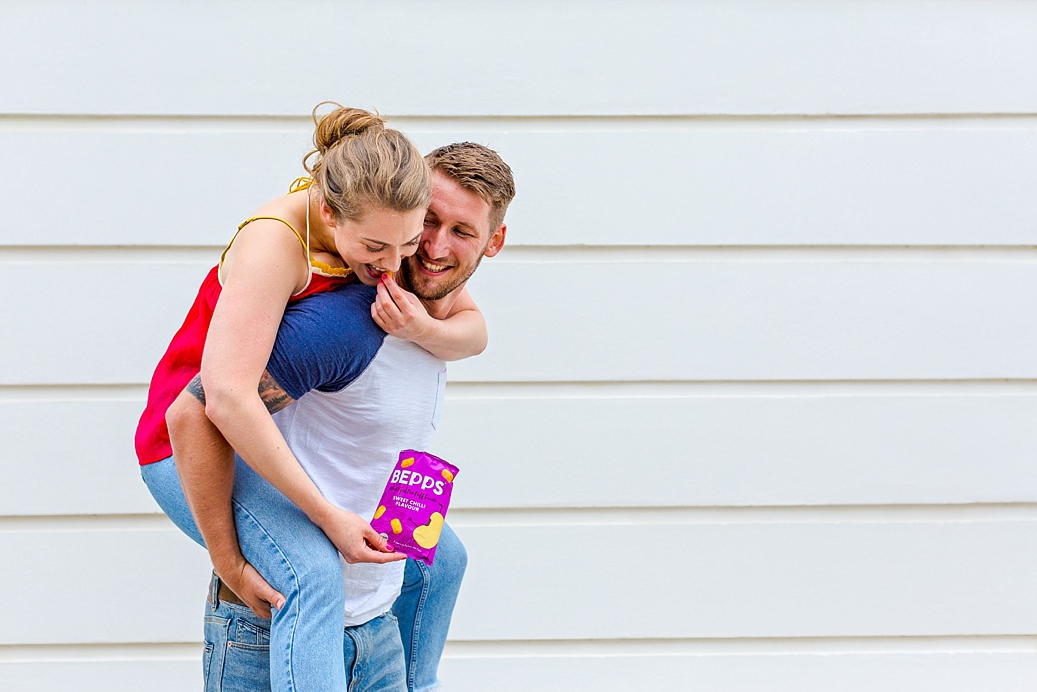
[143,455,348,692]
[391,523,467,692]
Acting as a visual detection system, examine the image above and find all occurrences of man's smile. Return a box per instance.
[416,255,452,274]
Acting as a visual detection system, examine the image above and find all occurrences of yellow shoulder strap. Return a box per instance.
[219,177,317,281]
[219,215,308,270]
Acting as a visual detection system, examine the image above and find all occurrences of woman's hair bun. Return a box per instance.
[300,101,431,222]
[311,102,385,155]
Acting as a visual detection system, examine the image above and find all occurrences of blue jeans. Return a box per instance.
[203,589,406,692]
[394,538,466,692]
[142,456,465,692]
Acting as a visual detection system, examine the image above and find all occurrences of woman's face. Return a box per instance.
[325,203,426,285]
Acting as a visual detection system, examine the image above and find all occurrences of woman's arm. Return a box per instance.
[166,386,285,617]
[200,224,402,566]
[371,278,487,360]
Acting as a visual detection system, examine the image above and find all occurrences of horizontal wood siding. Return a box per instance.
[1,1,1033,689]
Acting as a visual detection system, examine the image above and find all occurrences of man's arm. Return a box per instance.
[371,278,487,360]
[167,376,289,616]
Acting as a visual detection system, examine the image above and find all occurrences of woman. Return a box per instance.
[137,104,480,690]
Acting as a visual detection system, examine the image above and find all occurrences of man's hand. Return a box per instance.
[318,505,408,565]
[213,555,286,619]
[371,274,433,341]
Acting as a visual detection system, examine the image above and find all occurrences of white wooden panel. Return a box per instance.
[454,258,1037,382]
[434,390,1037,508]
[0,660,199,692]
[7,389,1036,515]
[0,527,211,644]
[446,521,1037,640]
[6,123,1037,247]
[0,260,211,386]
[6,520,1034,644]
[0,129,310,246]
[440,652,1037,692]
[477,125,1037,247]
[3,650,1034,692]
[0,397,158,516]
[7,257,1031,384]
[2,1,1036,116]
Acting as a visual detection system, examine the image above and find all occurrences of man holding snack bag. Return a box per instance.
[157,143,514,691]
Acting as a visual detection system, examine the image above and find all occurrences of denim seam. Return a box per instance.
[407,560,433,692]
[345,626,363,692]
[231,495,301,692]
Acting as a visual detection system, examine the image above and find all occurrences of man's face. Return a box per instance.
[403,170,506,301]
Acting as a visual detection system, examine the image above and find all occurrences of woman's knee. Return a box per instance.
[433,522,467,583]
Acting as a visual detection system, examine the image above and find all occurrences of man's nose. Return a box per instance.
[422,226,448,259]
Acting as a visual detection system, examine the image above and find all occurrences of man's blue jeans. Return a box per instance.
[203,587,407,692]
[143,455,465,692]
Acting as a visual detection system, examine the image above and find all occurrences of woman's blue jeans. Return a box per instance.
[142,455,465,692]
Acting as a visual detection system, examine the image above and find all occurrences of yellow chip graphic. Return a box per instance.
[390,518,403,534]
[441,469,454,483]
[400,458,415,468]
[412,512,444,549]
[373,505,386,520]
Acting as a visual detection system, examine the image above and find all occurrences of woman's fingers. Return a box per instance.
[327,508,406,565]
[374,282,403,322]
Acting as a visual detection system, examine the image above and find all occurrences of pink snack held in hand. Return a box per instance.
[370,450,458,566]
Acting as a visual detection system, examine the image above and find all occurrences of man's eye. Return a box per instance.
[453,228,471,238]
[423,218,436,227]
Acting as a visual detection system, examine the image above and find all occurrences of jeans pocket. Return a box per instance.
[222,641,272,692]
[233,613,271,646]
[202,643,214,689]
[203,615,229,692]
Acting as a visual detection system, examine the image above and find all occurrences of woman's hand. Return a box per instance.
[317,505,407,565]
[213,554,286,619]
[371,273,433,342]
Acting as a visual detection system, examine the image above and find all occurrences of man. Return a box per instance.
[167,143,515,691]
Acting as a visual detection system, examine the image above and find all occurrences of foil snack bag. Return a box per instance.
[370,450,458,566]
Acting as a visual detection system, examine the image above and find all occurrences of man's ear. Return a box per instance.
[483,224,507,258]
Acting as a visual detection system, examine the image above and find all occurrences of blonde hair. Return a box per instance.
[303,102,431,221]
[425,142,516,231]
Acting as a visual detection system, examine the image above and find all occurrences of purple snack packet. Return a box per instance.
[370,450,458,566]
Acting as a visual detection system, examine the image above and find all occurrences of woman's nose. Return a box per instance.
[382,249,403,272]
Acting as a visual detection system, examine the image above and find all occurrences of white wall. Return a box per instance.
[2,1,1036,689]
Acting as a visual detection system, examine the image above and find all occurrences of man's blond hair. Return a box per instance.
[425,143,516,232]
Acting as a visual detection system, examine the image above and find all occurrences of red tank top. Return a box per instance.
[134,265,352,465]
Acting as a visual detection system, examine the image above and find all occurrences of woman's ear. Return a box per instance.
[317,196,337,227]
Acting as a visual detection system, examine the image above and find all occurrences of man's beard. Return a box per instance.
[403,254,484,301]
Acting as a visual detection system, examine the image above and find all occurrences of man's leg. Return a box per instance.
[143,456,348,691]
[343,613,408,692]
[203,574,273,691]
[392,523,467,692]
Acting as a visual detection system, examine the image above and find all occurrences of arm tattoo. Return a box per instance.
[259,370,295,414]
[186,374,206,405]
[184,371,293,414]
